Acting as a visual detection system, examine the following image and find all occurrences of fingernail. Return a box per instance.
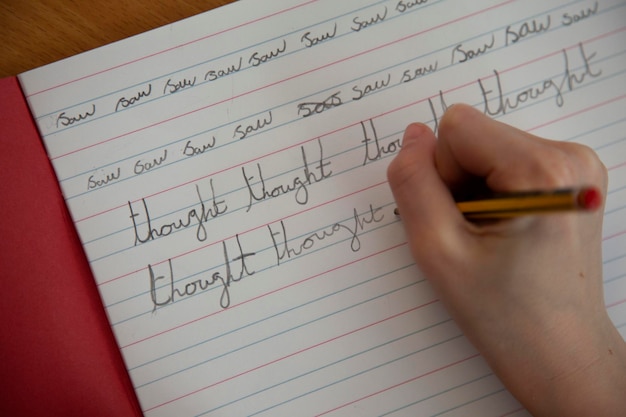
[402,123,429,146]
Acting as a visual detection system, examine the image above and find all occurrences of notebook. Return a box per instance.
[12,0,626,415]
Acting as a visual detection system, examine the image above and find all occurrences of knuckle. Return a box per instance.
[557,141,608,187]
[439,104,470,137]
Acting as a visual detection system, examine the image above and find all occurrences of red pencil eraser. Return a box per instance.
[578,187,602,210]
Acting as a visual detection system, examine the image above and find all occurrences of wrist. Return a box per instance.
[489,310,626,417]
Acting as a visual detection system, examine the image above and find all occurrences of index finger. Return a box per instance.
[436,104,574,194]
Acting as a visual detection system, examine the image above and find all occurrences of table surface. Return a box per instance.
[0,0,235,78]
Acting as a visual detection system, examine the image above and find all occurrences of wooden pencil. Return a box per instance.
[394,187,602,220]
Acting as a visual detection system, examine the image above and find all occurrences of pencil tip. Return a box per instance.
[393,207,399,216]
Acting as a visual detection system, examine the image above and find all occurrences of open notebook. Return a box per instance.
[15,0,626,415]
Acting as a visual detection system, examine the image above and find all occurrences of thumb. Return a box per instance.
[387,123,466,267]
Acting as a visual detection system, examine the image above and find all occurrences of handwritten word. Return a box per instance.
[205,57,243,81]
[249,39,287,67]
[242,139,332,211]
[233,111,273,140]
[115,84,152,112]
[183,136,217,157]
[505,15,551,46]
[149,236,255,311]
[400,60,438,83]
[479,43,601,117]
[562,1,598,26]
[351,6,388,32]
[163,76,197,95]
[301,23,338,48]
[479,69,563,116]
[451,34,495,64]
[352,73,391,101]
[267,204,384,266]
[129,180,227,245]
[396,0,429,13]
[134,149,168,175]
[87,167,121,190]
[56,104,96,128]
[297,92,342,118]
[360,119,400,165]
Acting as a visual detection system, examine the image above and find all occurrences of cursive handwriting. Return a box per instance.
[298,92,343,118]
[233,111,273,140]
[134,149,168,175]
[479,69,563,116]
[479,43,601,117]
[561,43,602,90]
[562,1,598,26]
[396,0,429,13]
[451,34,495,64]
[205,57,243,81]
[129,179,227,245]
[87,167,121,190]
[115,85,152,112]
[360,119,400,165]
[149,236,255,311]
[56,104,96,128]
[427,90,451,134]
[249,39,287,67]
[352,73,391,101]
[505,15,551,46]
[301,23,338,48]
[400,60,438,83]
[183,136,217,157]
[267,204,384,266]
[163,76,197,95]
[242,139,332,211]
[352,6,388,32]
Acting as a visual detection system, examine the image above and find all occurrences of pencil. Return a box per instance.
[393,187,602,220]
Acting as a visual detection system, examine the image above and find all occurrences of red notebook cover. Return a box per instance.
[0,76,142,417]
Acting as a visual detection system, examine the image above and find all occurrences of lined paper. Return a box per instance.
[19,0,626,415]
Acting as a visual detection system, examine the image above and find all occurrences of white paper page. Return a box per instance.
[19,0,626,415]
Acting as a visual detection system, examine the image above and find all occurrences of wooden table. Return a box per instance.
[0,0,235,78]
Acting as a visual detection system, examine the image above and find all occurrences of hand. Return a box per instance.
[386,104,626,417]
